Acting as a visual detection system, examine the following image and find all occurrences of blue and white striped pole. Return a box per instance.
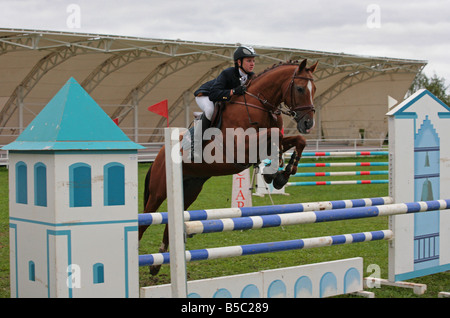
[286,180,389,186]
[298,162,388,167]
[184,199,450,235]
[139,230,393,266]
[302,151,389,157]
[291,171,388,177]
[138,197,393,226]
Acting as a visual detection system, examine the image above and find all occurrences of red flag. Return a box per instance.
[148,99,169,127]
[113,118,119,126]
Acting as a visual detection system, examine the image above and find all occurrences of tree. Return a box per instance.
[409,72,450,106]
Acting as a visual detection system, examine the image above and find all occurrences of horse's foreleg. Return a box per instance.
[138,151,170,276]
[282,135,307,172]
[270,135,306,189]
[255,127,282,176]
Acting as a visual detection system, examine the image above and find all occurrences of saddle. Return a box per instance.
[193,101,226,129]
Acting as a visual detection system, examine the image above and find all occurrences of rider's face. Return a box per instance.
[239,57,255,73]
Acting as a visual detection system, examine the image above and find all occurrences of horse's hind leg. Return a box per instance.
[146,172,169,275]
[149,224,169,276]
[150,175,210,276]
[138,189,167,240]
[139,156,167,240]
[145,178,169,275]
[147,190,169,275]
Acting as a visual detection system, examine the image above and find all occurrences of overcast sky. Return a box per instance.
[1,0,450,90]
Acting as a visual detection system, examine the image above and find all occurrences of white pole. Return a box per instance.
[133,90,139,143]
[164,127,187,298]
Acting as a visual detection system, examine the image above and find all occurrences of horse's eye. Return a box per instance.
[296,86,305,94]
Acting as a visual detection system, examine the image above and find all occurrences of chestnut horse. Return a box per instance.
[140,59,318,275]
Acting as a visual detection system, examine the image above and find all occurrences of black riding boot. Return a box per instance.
[192,113,211,162]
[200,112,211,137]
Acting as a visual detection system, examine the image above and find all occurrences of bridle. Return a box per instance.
[233,65,315,124]
[280,67,316,121]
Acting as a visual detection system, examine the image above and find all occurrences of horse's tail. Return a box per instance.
[143,164,153,211]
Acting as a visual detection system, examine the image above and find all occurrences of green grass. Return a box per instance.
[1,156,449,298]
[0,166,9,298]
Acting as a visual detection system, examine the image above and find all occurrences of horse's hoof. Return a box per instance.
[273,173,288,189]
[263,174,275,184]
[149,265,161,276]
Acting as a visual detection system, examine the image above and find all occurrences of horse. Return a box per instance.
[140,59,318,275]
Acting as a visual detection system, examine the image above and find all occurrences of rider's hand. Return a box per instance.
[232,85,246,96]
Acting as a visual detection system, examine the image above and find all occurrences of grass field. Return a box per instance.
[1,155,449,298]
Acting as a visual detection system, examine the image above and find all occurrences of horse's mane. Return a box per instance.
[250,60,301,83]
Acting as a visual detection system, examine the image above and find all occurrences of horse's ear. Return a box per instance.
[298,59,308,73]
[308,61,319,73]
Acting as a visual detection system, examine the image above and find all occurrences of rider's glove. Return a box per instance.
[232,85,247,96]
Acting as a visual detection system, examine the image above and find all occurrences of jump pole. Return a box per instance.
[291,170,388,177]
[164,128,187,298]
[298,162,388,167]
[138,196,394,225]
[286,180,388,186]
[301,151,389,157]
[184,199,450,235]
[139,230,394,266]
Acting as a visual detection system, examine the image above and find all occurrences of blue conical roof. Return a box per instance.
[3,77,144,151]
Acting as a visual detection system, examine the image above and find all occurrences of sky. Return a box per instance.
[1,0,450,89]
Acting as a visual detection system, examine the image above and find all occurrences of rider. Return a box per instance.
[194,46,258,132]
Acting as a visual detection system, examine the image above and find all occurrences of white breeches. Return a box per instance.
[195,96,214,120]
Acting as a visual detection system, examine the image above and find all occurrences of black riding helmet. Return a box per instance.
[233,46,258,61]
[234,46,258,75]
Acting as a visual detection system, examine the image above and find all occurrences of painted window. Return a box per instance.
[15,161,27,204]
[93,263,104,284]
[69,163,92,207]
[28,261,35,281]
[34,162,47,207]
[104,162,125,206]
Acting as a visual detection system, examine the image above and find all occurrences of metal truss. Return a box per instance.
[81,49,168,93]
[316,61,425,107]
[109,50,232,122]
[0,37,115,132]
[0,33,42,55]
[149,61,231,142]
[0,31,210,132]
[0,29,427,141]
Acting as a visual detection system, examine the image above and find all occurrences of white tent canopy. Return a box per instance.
[0,28,426,144]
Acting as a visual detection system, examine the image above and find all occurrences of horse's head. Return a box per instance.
[283,59,318,134]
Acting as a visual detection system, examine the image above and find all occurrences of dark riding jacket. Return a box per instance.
[194,67,255,102]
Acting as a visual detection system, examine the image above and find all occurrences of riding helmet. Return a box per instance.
[233,46,258,61]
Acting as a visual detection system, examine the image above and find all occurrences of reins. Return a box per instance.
[230,65,315,125]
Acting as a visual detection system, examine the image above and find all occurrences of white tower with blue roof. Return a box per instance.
[4,78,144,298]
[387,89,450,282]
